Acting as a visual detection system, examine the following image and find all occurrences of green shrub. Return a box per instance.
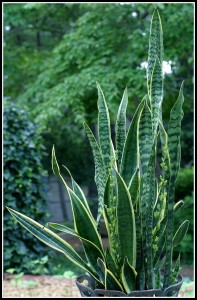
[175,166,194,200]
[3,104,49,274]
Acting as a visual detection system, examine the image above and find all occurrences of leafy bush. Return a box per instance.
[175,166,194,200]
[3,104,49,274]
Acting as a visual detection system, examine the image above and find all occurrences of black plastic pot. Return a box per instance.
[76,274,183,297]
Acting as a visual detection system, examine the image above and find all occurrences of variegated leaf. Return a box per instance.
[120,98,145,185]
[97,82,112,172]
[84,122,106,226]
[116,171,136,267]
[128,168,140,208]
[150,57,163,136]
[6,207,100,282]
[168,82,184,182]
[173,220,189,248]
[116,87,128,166]
[147,8,164,94]
[121,257,137,293]
[48,222,105,276]
[68,187,103,253]
[164,83,184,288]
[62,164,92,216]
[139,98,153,174]
[172,254,180,284]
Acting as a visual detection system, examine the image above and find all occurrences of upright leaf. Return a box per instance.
[168,82,184,181]
[97,82,111,172]
[139,99,153,174]
[174,200,184,213]
[120,98,145,185]
[116,87,128,166]
[98,258,123,291]
[105,268,124,292]
[147,8,164,94]
[172,254,181,284]
[121,257,137,293]
[105,249,118,277]
[173,220,189,248]
[84,122,106,225]
[116,171,136,267]
[164,83,184,288]
[141,138,157,289]
[68,188,103,253]
[128,168,140,208]
[150,57,163,136]
[62,164,92,216]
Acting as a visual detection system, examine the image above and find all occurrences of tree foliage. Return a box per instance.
[4,3,194,173]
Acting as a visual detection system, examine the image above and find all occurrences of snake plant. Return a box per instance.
[7,9,189,293]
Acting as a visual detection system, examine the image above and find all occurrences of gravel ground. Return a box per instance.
[3,270,194,298]
[3,275,80,298]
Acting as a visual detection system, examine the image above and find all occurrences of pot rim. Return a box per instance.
[76,273,183,297]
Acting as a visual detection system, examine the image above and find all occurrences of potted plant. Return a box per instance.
[6,8,189,297]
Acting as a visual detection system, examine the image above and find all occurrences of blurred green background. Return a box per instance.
[3,3,194,276]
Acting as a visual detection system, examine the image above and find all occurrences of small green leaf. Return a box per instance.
[121,257,137,293]
[174,200,184,214]
[172,254,181,284]
[173,220,189,248]
[105,268,124,292]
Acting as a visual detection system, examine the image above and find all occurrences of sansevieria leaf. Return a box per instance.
[48,222,105,276]
[147,8,164,94]
[52,146,94,231]
[116,171,136,267]
[121,257,137,293]
[105,249,118,277]
[173,220,189,248]
[52,149,104,253]
[128,168,140,208]
[116,87,128,166]
[6,207,100,282]
[143,138,157,289]
[97,82,111,172]
[120,98,145,185]
[174,200,184,213]
[172,254,181,284]
[139,99,153,174]
[62,165,92,216]
[97,258,124,292]
[68,187,103,253]
[105,268,124,292]
[84,122,106,226]
[164,83,184,288]
[150,57,163,137]
[168,82,184,182]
